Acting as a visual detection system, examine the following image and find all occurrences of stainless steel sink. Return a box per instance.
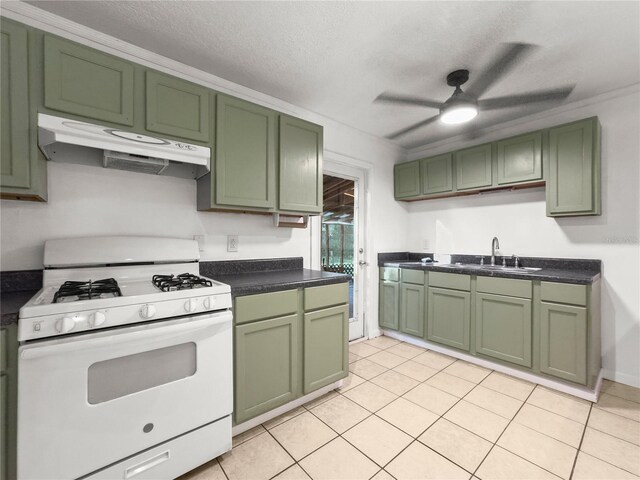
[440,263,542,273]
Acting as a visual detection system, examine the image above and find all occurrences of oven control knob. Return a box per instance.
[184,298,198,313]
[203,297,215,310]
[140,304,156,319]
[90,311,107,327]
[56,316,76,333]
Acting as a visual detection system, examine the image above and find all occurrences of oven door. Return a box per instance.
[17,311,232,480]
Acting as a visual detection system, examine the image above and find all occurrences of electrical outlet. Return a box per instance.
[227,235,238,252]
[193,235,205,252]
[422,238,431,250]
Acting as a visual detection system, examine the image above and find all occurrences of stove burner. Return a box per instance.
[152,273,213,292]
[53,278,122,303]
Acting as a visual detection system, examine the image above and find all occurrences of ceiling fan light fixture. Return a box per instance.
[440,105,478,124]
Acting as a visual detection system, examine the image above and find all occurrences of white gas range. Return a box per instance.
[17,236,233,480]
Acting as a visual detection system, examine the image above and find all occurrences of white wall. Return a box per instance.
[405,86,640,387]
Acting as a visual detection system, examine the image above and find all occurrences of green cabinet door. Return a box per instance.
[234,314,299,423]
[215,95,277,209]
[279,115,323,213]
[421,153,453,195]
[540,302,587,384]
[145,70,210,142]
[43,35,134,126]
[455,143,493,191]
[394,161,420,199]
[400,283,425,337]
[379,280,399,330]
[475,293,532,368]
[303,304,349,394]
[496,132,542,185]
[546,117,601,216]
[427,287,470,351]
[1,20,30,191]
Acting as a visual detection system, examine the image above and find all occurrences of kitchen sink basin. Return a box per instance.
[440,263,542,273]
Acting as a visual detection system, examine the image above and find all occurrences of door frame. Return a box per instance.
[311,157,370,341]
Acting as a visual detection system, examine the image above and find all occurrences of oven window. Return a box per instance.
[87,342,196,404]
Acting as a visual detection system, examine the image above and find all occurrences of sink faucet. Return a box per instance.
[491,237,500,266]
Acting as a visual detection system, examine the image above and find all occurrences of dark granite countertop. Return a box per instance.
[1,290,38,327]
[211,268,350,297]
[380,252,600,285]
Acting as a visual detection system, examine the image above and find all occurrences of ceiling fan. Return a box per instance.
[375,43,575,140]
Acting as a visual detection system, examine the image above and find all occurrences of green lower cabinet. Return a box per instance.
[394,160,421,199]
[1,325,17,480]
[540,302,587,384]
[0,374,7,480]
[303,304,349,394]
[475,293,532,368]
[234,314,299,424]
[427,287,470,351]
[379,280,399,330]
[279,115,323,213]
[546,117,601,217]
[399,283,425,337]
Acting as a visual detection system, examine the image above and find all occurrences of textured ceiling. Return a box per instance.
[25,1,640,149]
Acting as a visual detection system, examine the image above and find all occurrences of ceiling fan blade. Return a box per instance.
[375,92,442,109]
[478,86,575,110]
[467,43,537,98]
[387,115,440,139]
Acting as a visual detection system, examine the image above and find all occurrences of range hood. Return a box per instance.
[38,114,210,179]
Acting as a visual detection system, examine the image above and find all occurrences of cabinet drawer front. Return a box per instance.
[540,282,587,306]
[44,35,134,126]
[540,302,587,384]
[475,293,532,367]
[394,161,421,199]
[401,269,425,285]
[455,144,493,191]
[304,282,349,311]
[496,131,543,185]
[476,276,532,299]
[429,272,471,291]
[234,314,299,423]
[303,304,348,393]
[235,290,298,324]
[380,267,399,282]
[146,70,210,142]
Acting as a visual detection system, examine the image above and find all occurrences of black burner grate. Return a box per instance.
[53,278,122,303]
[152,273,213,292]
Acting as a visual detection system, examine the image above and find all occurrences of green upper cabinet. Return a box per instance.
[279,115,323,213]
[43,35,134,126]
[303,304,349,394]
[421,153,453,195]
[455,143,493,191]
[546,117,601,217]
[496,131,543,185]
[1,20,30,191]
[215,95,277,209]
[145,70,210,142]
[394,160,421,199]
[1,19,47,202]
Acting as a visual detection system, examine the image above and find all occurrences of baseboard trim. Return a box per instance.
[231,380,343,436]
[382,329,602,402]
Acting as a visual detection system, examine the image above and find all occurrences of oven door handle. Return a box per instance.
[20,312,231,361]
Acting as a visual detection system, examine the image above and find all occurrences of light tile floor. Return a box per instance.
[179,339,640,480]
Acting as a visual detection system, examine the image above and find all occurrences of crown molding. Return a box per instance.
[407,82,640,159]
[0,1,405,159]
